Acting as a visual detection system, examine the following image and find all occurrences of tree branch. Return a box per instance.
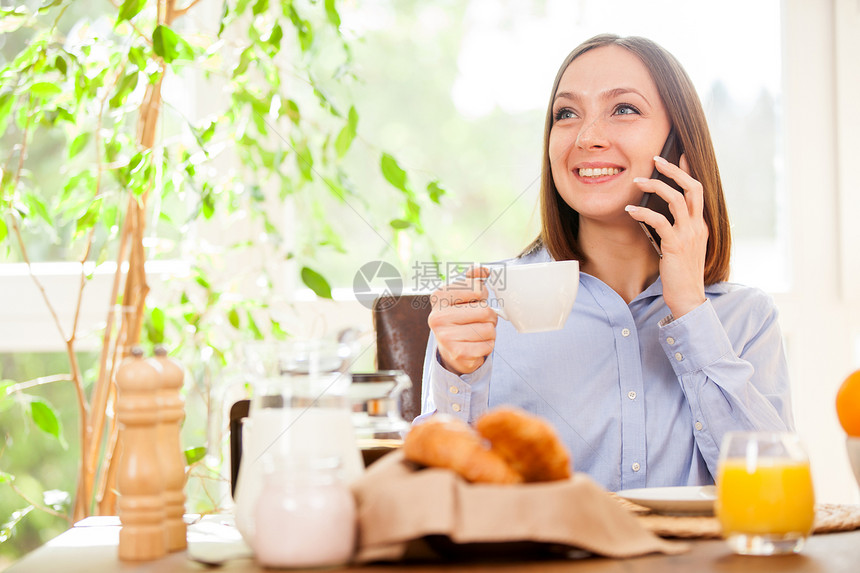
[7,481,73,525]
[5,374,73,394]
[170,0,204,22]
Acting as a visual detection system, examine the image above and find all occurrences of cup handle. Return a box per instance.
[485,283,507,321]
[477,269,507,322]
[492,305,508,321]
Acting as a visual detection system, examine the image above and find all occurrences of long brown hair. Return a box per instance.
[523,34,731,285]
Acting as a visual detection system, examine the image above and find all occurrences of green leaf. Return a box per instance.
[153,25,194,63]
[202,189,215,219]
[109,71,139,108]
[390,218,411,230]
[117,0,146,23]
[54,55,67,76]
[68,132,90,159]
[218,0,229,37]
[0,219,7,244]
[0,92,15,133]
[184,446,206,465]
[198,120,216,144]
[29,82,62,99]
[380,153,408,192]
[128,46,147,69]
[25,194,52,226]
[233,47,253,78]
[266,22,283,49]
[288,5,313,52]
[37,0,63,12]
[301,266,332,299]
[325,0,341,28]
[29,400,66,447]
[76,198,102,235]
[235,0,252,16]
[427,180,446,204]
[271,318,288,338]
[246,311,263,340]
[406,198,421,218]
[252,0,268,16]
[334,106,357,158]
[284,99,300,124]
[227,307,240,329]
[147,307,165,344]
[0,470,13,484]
[293,138,314,181]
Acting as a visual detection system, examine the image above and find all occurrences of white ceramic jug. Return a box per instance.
[233,340,364,548]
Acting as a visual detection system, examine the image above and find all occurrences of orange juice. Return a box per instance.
[716,457,815,535]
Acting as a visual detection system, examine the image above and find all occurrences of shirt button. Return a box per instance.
[621,328,631,337]
[449,385,459,394]
[695,421,703,431]
[452,404,461,413]
[627,390,637,400]
[674,352,683,361]
[632,462,641,472]
[666,337,675,345]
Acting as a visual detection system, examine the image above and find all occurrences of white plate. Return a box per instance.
[616,485,716,516]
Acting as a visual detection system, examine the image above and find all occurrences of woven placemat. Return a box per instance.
[612,496,860,539]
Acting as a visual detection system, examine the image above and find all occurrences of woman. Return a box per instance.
[419,34,793,491]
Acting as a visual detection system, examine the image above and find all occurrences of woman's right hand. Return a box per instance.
[427,266,498,375]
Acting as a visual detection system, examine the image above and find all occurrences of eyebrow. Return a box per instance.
[553,87,649,105]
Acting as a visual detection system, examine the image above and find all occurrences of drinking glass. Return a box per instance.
[715,431,815,555]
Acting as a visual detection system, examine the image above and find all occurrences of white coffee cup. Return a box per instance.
[486,260,579,333]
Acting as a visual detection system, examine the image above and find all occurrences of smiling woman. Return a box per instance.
[419,33,794,494]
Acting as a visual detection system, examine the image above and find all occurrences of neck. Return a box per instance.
[577,219,661,303]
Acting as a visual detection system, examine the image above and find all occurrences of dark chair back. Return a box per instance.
[229,399,250,499]
[372,294,432,422]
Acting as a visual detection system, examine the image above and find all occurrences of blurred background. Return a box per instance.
[1,0,858,566]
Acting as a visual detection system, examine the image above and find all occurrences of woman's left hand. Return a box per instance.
[627,154,708,319]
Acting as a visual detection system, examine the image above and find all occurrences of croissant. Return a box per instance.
[403,406,572,483]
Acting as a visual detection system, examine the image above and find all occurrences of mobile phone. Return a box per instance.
[638,128,684,256]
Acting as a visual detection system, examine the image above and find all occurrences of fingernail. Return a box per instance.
[654,155,668,164]
[633,177,647,184]
[625,205,638,213]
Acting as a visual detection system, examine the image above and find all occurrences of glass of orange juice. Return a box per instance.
[715,432,815,555]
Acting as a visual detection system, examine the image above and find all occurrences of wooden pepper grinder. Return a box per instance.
[116,346,166,561]
[152,345,187,552]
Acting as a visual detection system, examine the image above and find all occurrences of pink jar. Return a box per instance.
[253,458,356,568]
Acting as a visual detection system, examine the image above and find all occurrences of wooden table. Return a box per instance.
[6,519,860,573]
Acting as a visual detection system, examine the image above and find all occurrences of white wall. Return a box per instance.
[773,0,860,503]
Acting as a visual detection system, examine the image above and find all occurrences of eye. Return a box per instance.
[613,103,641,116]
[553,108,577,122]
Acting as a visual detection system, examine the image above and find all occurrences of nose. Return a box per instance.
[575,118,609,150]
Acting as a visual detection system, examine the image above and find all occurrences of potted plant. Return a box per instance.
[0,0,442,559]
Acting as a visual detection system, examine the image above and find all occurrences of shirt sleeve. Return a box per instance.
[415,330,493,425]
[658,296,793,478]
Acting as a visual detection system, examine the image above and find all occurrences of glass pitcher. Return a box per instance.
[233,339,364,547]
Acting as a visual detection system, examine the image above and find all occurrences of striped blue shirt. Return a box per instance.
[419,248,793,491]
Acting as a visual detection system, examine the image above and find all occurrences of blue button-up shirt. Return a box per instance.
[419,248,793,491]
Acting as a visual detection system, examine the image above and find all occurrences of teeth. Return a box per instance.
[578,167,620,177]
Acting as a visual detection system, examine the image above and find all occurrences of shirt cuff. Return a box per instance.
[429,350,492,424]
[658,299,733,376]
